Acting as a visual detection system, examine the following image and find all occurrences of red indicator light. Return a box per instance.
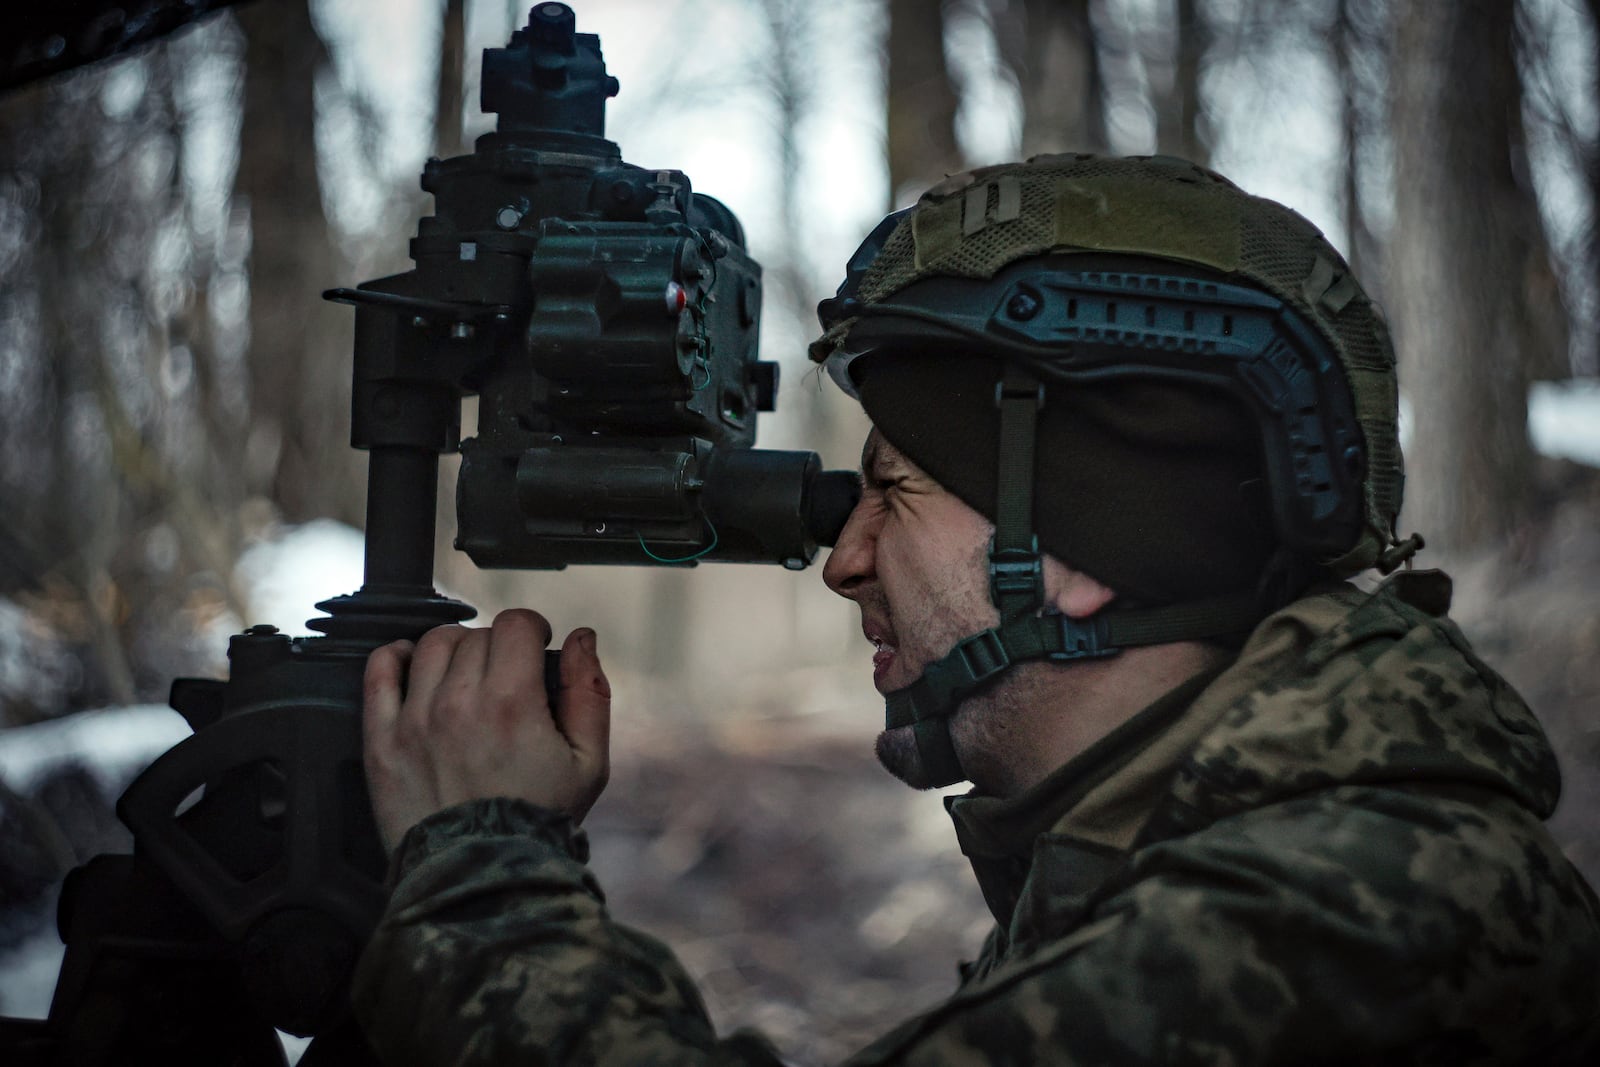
[664,281,688,315]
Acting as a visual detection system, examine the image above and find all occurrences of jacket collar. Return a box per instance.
[943,570,1561,941]
[946,663,1228,928]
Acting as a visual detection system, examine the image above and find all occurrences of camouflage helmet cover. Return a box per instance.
[810,154,1403,576]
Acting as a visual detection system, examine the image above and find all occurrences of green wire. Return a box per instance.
[637,518,719,563]
[688,261,715,390]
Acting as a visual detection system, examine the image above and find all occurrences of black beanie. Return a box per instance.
[856,350,1279,604]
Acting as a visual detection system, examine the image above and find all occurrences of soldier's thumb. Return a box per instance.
[555,627,611,760]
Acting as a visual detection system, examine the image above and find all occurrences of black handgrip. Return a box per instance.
[544,649,562,701]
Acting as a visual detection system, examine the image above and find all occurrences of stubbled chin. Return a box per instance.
[873,728,942,791]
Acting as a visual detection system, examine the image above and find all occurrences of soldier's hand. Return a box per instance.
[361,609,611,853]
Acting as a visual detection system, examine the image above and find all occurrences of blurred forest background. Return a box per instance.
[2,0,1599,1061]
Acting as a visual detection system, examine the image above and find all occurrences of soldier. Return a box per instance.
[355,155,1600,1064]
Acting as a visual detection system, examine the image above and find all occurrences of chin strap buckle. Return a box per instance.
[989,536,1046,617]
[1047,613,1117,662]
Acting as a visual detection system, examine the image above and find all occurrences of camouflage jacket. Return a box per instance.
[351,571,1600,1064]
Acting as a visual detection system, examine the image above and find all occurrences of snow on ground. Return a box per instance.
[0,599,77,718]
[0,704,191,797]
[0,706,190,1024]
[0,919,67,1020]
[1530,380,1600,467]
[232,518,369,635]
[1396,381,1600,462]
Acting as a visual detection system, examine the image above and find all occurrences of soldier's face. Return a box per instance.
[823,429,999,787]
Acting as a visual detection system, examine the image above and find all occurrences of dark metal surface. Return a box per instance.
[2,0,252,92]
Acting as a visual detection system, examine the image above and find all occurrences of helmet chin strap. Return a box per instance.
[880,367,1262,788]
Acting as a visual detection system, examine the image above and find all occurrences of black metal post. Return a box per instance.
[361,446,440,593]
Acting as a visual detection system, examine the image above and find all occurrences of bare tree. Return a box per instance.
[235,0,359,525]
[1508,5,1576,387]
[1588,0,1600,377]
[887,0,965,203]
[1147,0,1210,163]
[1521,0,1600,378]
[1332,0,1384,282]
[1389,0,1560,550]
[0,34,254,718]
[437,0,468,158]
[989,0,1107,156]
[10,78,142,708]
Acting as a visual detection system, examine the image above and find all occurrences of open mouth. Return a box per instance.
[868,634,897,686]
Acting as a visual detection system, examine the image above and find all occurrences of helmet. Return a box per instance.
[812,154,1411,786]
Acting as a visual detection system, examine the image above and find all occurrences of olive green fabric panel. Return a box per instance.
[1051,175,1243,273]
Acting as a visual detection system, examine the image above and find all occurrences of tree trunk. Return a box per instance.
[1506,15,1572,385]
[1172,0,1207,164]
[1333,0,1379,281]
[991,0,1106,156]
[1589,0,1600,376]
[437,0,467,158]
[235,0,358,524]
[886,0,964,205]
[4,75,143,708]
[1389,0,1544,550]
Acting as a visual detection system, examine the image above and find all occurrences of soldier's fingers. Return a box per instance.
[401,624,470,722]
[554,627,611,763]
[430,626,492,731]
[484,609,554,703]
[363,640,415,748]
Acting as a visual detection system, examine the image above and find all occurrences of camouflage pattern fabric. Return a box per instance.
[352,570,1600,1064]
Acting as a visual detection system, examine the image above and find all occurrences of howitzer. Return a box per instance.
[0,4,858,1062]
